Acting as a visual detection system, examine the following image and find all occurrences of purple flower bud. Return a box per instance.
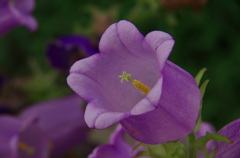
[67,20,201,144]
[0,0,37,36]
[46,35,98,73]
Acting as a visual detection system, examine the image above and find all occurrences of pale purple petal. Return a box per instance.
[145,30,174,70]
[213,119,240,158]
[20,95,88,156]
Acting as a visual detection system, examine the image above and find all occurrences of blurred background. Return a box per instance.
[0,0,240,157]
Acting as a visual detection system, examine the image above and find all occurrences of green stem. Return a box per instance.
[188,133,197,158]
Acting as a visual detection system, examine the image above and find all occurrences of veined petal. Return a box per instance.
[121,61,201,144]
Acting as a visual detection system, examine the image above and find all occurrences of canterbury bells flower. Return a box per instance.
[67,20,201,144]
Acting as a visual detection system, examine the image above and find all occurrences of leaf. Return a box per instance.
[195,68,207,86]
[134,150,150,157]
[200,80,209,98]
[132,142,144,152]
[194,79,209,132]
[195,132,232,151]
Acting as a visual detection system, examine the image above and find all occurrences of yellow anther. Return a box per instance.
[18,142,35,155]
[132,80,151,95]
[119,71,151,95]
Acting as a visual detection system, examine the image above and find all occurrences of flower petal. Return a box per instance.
[0,6,21,36]
[85,103,130,129]
[18,118,49,158]
[0,5,37,36]
[121,61,201,144]
[0,116,21,158]
[13,0,35,13]
[145,31,175,70]
[214,119,240,158]
[88,125,133,158]
[20,95,87,156]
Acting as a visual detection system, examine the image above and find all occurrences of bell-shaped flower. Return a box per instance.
[195,122,215,158]
[67,20,201,144]
[0,115,49,158]
[20,94,89,156]
[213,118,240,158]
[0,0,37,36]
[88,125,146,158]
[46,35,98,73]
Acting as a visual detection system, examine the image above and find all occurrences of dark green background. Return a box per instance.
[1,0,240,130]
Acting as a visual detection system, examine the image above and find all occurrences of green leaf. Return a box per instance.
[134,150,150,157]
[200,80,209,98]
[132,142,144,152]
[194,79,209,133]
[195,68,207,86]
[195,132,232,151]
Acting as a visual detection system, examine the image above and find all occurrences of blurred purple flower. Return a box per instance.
[0,0,37,36]
[195,122,215,158]
[88,125,146,158]
[213,119,240,158]
[46,35,98,73]
[20,94,89,156]
[67,20,201,144]
[0,115,49,158]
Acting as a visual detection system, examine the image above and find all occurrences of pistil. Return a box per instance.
[119,71,151,95]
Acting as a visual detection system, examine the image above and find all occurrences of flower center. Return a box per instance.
[18,142,35,155]
[119,71,151,95]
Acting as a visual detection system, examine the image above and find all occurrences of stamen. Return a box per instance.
[18,142,35,155]
[119,71,151,95]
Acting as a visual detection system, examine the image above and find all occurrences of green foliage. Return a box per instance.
[196,132,232,151]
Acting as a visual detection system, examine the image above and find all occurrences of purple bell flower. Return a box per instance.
[0,0,37,36]
[195,122,215,158]
[88,125,146,158]
[213,118,240,158]
[0,115,49,158]
[20,94,89,156]
[67,20,201,144]
[46,35,98,73]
